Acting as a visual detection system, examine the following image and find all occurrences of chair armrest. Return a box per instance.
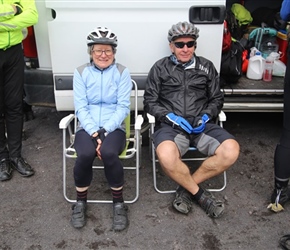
[218,111,226,122]
[59,114,75,129]
[147,113,155,124]
[134,115,144,130]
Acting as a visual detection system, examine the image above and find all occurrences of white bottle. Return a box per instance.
[246,52,264,80]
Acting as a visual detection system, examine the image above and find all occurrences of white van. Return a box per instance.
[24,0,226,111]
[24,0,285,113]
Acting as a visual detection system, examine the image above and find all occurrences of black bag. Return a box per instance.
[226,9,250,41]
[226,10,243,41]
[220,41,244,86]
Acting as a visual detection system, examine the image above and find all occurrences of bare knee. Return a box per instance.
[217,139,240,165]
[156,141,181,172]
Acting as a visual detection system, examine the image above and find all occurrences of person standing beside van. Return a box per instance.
[268,0,290,212]
[0,0,38,181]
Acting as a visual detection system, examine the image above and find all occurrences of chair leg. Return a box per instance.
[152,146,176,194]
[207,171,227,192]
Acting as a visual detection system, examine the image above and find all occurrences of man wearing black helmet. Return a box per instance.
[144,21,240,218]
[70,27,132,231]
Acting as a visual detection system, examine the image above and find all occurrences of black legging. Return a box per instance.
[0,44,24,159]
[74,129,126,188]
[274,47,290,181]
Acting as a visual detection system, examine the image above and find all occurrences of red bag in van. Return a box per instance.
[222,20,232,52]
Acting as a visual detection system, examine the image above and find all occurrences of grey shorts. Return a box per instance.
[153,122,236,157]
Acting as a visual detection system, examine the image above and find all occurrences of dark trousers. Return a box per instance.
[274,46,290,181]
[0,44,24,159]
[74,129,126,188]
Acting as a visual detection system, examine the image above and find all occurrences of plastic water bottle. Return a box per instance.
[263,56,274,82]
[246,52,264,80]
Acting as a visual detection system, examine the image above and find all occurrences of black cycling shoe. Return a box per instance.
[196,190,225,218]
[172,185,192,214]
[0,159,13,181]
[71,200,87,229]
[112,202,129,231]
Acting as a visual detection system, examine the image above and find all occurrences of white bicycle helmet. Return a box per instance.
[86,27,118,47]
[168,21,199,42]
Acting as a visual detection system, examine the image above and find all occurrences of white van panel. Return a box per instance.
[33,1,53,69]
[46,0,224,74]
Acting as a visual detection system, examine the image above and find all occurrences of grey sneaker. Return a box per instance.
[112,202,129,231]
[197,190,224,218]
[268,186,290,212]
[71,201,86,229]
[172,185,192,214]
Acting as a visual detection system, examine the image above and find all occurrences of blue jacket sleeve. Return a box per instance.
[280,0,290,21]
[73,68,98,135]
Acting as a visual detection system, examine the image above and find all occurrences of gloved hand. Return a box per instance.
[192,114,210,134]
[96,128,107,142]
[13,2,23,15]
[91,128,107,146]
[165,113,194,134]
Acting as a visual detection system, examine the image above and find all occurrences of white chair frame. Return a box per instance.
[147,111,227,194]
[59,80,143,203]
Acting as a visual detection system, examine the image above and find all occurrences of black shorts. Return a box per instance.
[153,122,236,157]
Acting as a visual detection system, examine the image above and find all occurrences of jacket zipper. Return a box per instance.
[183,69,187,117]
[99,70,103,127]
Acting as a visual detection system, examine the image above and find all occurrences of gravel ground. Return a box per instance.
[0,107,288,250]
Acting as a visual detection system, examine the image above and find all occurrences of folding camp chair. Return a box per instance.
[59,80,143,203]
[147,111,227,194]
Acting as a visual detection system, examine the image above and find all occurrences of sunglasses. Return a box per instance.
[174,41,196,49]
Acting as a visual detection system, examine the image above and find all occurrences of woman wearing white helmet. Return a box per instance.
[71,26,132,231]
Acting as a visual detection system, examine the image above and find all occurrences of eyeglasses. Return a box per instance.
[174,41,196,49]
[92,49,113,56]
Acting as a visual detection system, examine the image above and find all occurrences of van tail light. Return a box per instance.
[22,26,39,68]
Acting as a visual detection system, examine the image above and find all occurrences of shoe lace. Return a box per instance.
[177,189,192,204]
[18,157,26,164]
[18,157,32,170]
[114,203,128,216]
[198,191,224,218]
